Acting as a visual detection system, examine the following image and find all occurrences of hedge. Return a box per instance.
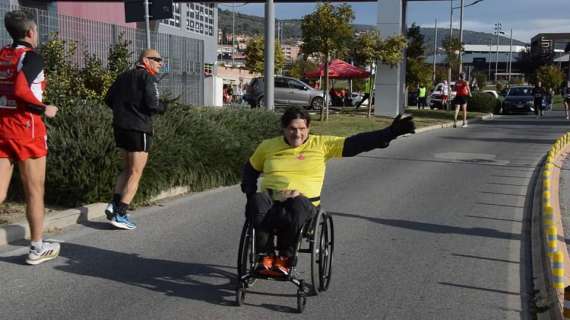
[9,102,280,207]
[468,92,500,114]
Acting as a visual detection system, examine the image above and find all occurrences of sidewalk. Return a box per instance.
[0,113,495,248]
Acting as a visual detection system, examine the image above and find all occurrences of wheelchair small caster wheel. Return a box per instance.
[296,290,306,313]
[236,283,246,306]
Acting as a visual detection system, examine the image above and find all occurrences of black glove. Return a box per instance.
[390,113,415,137]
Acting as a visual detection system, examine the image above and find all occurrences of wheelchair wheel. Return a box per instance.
[319,213,334,291]
[235,283,246,306]
[309,210,326,295]
[237,220,256,286]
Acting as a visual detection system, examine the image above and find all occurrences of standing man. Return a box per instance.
[104,49,165,230]
[453,73,471,128]
[532,81,546,119]
[418,84,427,109]
[0,10,60,264]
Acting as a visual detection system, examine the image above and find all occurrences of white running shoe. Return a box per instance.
[462,123,468,128]
[26,242,60,265]
[105,202,114,220]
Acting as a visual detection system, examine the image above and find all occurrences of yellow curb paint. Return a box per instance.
[553,251,565,289]
[548,226,558,257]
[544,206,554,227]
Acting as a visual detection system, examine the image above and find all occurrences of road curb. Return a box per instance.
[414,113,494,134]
[532,139,570,319]
[0,112,495,248]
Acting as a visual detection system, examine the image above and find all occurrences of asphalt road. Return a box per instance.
[1,112,569,320]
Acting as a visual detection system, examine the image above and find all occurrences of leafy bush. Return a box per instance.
[39,104,281,207]
[468,93,499,113]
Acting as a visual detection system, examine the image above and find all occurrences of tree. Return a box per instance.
[405,23,431,89]
[287,57,317,80]
[536,65,564,92]
[244,36,285,74]
[442,36,462,78]
[406,23,424,60]
[350,31,407,117]
[301,3,354,120]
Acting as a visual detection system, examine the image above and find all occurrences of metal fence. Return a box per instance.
[0,3,204,105]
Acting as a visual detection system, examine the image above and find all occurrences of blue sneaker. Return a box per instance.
[110,214,136,230]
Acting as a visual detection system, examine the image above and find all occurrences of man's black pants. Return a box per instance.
[245,192,316,257]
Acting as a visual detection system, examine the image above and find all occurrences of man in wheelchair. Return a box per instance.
[241,107,415,276]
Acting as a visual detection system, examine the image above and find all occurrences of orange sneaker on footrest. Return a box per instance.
[255,255,275,275]
[273,256,290,276]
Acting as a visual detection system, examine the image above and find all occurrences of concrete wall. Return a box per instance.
[375,0,406,117]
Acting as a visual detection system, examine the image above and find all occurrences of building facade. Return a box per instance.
[4,0,219,106]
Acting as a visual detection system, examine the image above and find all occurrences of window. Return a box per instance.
[289,80,306,90]
[275,77,288,88]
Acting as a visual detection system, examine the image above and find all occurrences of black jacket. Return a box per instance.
[105,66,165,134]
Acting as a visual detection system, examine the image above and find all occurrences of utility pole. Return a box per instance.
[264,0,275,110]
[447,0,454,107]
[433,18,438,83]
[458,0,464,75]
[488,39,492,82]
[508,28,513,84]
[232,4,236,67]
[143,0,151,48]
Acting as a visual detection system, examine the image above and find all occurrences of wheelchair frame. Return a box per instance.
[235,208,334,313]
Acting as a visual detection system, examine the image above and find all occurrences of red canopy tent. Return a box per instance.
[304,59,370,79]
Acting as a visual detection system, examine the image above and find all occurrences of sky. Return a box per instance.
[221,0,570,44]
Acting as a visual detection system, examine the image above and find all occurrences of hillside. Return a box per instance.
[218,9,527,50]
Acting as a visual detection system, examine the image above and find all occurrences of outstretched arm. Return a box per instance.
[342,114,415,157]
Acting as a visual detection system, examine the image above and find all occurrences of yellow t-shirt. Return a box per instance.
[249,135,345,205]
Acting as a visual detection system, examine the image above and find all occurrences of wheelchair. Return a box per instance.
[235,207,334,313]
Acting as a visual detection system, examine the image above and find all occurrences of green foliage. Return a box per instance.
[536,65,565,91]
[406,58,432,88]
[468,92,499,113]
[406,23,425,60]
[19,104,281,207]
[108,33,133,76]
[287,57,317,79]
[442,36,462,77]
[40,33,133,107]
[301,3,354,61]
[351,31,407,68]
[473,72,487,90]
[244,36,285,74]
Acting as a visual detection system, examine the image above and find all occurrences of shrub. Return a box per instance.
[38,104,280,207]
[468,93,499,113]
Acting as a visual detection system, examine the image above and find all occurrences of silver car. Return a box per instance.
[244,76,327,109]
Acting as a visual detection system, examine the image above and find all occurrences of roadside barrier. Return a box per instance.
[540,132,569,315]
[554,251,565,289]
[548,226,558,258]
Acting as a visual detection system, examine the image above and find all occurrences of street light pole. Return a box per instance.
[264,0,275,110]
[448,0,453,100]
[494,22,502,83]
[488,39,492,82]
[433,18,438,83]
[508,28,513,84]
[458,0,464,75]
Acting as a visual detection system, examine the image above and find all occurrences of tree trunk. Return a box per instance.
[320,52,330,121]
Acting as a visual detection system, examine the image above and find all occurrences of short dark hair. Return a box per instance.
[4,10,36,41]
[280,106,311,128]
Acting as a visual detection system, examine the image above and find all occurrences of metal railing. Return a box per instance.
[0,3,204,105]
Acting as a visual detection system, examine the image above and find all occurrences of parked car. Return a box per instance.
[500,85,535,114]
[243,76,327,109]
[481,90,499,99]
[429,82,456,109]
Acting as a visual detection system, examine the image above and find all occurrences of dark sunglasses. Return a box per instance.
[147,56,163,63]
